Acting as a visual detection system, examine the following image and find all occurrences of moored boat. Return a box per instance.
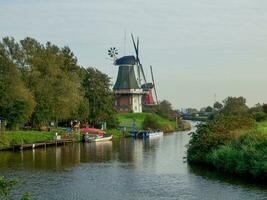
[130,130,163,139]
[80,128,113,142]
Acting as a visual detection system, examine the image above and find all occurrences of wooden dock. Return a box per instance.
[13,139,75,151]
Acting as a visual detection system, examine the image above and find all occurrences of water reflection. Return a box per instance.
[0,138,164,170]
[0,130,267,200]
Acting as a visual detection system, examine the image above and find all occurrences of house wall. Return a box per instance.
[115,94,143,113]
[131,94,142,113]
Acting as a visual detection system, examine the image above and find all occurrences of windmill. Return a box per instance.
[131,34,159,106]
[109,34,159,113]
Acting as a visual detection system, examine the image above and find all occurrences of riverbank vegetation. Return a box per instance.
[0,37,187,148]
[187,97,267,181]
[0,37,117,130]
[117,112,190,133]
[0,176,31,200]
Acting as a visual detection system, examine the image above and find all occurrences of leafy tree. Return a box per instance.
[155,100,175,120]
[0,49,35,129]
[213,101,223,111]
[82,67,117,128]
[0,37,87,127]
[222,97,249,116]
[142,114,160,130]
[263,104,267,113]
[205,106,213,113]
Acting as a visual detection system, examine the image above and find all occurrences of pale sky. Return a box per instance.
[0,0,266,109]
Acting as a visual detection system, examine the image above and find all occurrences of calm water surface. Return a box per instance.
[0,125,267,200]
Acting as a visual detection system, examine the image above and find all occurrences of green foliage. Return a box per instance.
[82,67,117,128]
[154,100,176,120]
[0,135,10,150]
[160,124,175,133]
[187,113,255,163]
[263,104,267,113]
[222,96,249,115]
[0,37,87,128]
[254,112,267,122]
[0,176,18,198]
[0,176,31,200]
[0,48,35,129]
[188,96,267,180]
[205,106,213,113]
[117,113,176,130]
[142,114,160,130]
[0,37,118,129]
[21,192,32,200]
[5,131,54,145]
[213,101,223,111]
[207,130,267,180]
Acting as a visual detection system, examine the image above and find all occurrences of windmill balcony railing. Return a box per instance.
[114,89,146,94]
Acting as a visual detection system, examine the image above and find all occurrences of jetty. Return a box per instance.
[12,139,75,151]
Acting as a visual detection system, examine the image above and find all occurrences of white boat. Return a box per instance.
[148,131,164,138]
[81,128,113,142]
[87,134,113,142]
[130,130,164,138]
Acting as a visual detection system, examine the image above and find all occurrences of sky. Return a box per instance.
[0,0,267,109]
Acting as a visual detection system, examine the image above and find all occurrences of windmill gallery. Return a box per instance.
[108,34,159,113]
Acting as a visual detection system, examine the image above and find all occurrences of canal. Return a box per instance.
[0,124,266,200]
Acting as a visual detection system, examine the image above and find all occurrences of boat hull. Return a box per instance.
[83,134,113,142]
[130,131,163,139]
[90,135,113,142]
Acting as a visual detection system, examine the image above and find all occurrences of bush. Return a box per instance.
[142,114,160,130]
[0,176,31,200]
[160,124,174,133]
[0,135,9,150]
[255,112,267,122]
[207,131,267,180]
[187,114,255,163]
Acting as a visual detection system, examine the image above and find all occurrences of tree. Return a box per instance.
[142,114,160,130]
[222,97,249,116]
[0,49,35,129]
[263,104,267,114]
[205,106,213,113]
[82,67,117,128]
[213,101,223,111]
[155,100,175,120]
[0,37,87,127]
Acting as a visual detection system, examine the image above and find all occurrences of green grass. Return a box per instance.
[4,131,55,144]
[116,112,176,129]
[107,128,131,139]
[0,130,64,150]
[256,121,267,134]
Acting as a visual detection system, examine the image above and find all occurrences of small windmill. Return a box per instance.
[108,47,118,61]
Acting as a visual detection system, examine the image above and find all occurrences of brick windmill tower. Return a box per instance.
[108,34,159,113]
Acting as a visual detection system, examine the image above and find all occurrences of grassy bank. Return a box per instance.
[0,127,79,150]
[116,112,178,132]
[0,131,55,150]
[187,116,267,181]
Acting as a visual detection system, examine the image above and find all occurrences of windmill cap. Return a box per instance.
[115,56,136,66]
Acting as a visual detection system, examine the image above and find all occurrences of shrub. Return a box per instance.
[207,131,267,180]
[255,112,267,122]
[187,114,255,163]
[142,114,160,130]
[0,135,9,150]
[160,124,174,133]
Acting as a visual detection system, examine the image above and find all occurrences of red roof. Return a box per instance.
[80,128,105,135]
